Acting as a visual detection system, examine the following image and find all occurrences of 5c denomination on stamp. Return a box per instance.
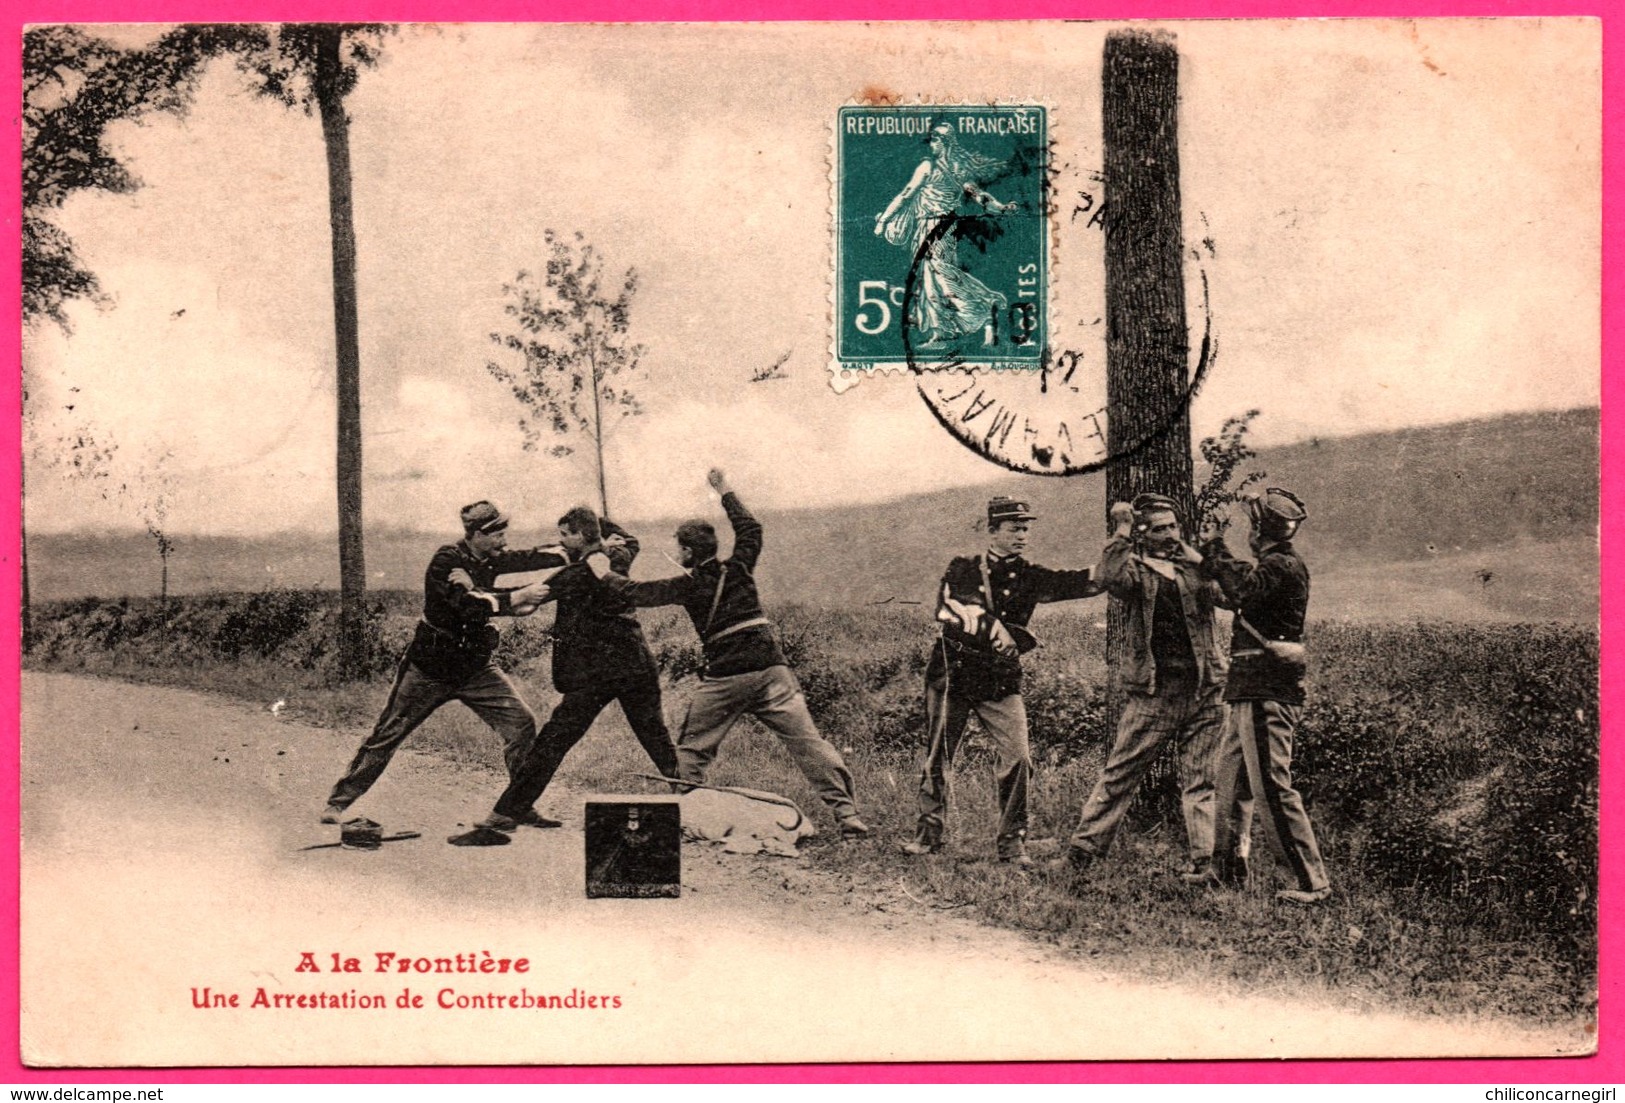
[832,105,1049,384]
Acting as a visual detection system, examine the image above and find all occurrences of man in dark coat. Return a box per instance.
[322,500,566,824]
[462,506,679,837]
[904,496,1102,866]
[1198,487,1331,904]
[581,469,869,839]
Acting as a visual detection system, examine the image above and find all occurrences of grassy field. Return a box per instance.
[25,590,1599,1029]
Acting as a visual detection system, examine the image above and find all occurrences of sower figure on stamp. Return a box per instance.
[904,496,1102,867]
[1195,487,1331,904]
[457,506,679,841]
[1050,495,1233,884]
[582,469,870,840]
[322,500,568,825]
[874,122,1019,347]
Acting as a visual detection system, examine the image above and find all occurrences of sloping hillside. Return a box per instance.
[28,407,1599,621]
[703,407,1600,614]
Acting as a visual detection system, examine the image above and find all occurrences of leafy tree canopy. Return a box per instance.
[22,23,392,331]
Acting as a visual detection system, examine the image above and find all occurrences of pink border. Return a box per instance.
[2,0,1616,1085]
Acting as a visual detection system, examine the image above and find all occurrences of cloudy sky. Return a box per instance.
[22,19,1599,535]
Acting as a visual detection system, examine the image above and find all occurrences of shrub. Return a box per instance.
[215,590,325,658]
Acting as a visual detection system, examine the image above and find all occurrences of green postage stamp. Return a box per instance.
[833,104,1049,380]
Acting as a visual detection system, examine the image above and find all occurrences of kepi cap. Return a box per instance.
[1246,486,1308,537]
[987,496,1036,526]
[460,500,510,534]
[1131,493,1182,517]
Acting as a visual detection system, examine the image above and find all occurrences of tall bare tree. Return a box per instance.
[225,24,391,679]
[485,230,647,518]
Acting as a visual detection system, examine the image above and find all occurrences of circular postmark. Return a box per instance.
[903,163,1217,477]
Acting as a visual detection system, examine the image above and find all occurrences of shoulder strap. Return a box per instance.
[977,554,995,609]
[1235,614,1270,646]
[702,563,730,638]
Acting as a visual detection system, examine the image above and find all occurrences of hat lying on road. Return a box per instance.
[297,821,422,853]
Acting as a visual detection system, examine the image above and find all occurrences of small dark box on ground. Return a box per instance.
[584,800,681,898]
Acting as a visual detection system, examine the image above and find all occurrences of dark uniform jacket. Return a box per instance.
[1098,535,1229,696]
[1199,538,1310,704]
[596,493,787,678]
[410,540,568,682]
[534,519,660,695]
[928,551,1101,701]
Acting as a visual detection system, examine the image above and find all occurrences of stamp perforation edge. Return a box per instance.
[826,98,1064,394]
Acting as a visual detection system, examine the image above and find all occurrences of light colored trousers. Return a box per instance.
[677,664,857,818]
[1213,699,1330,892]
[328,659,536,811]
[1068,673,1226,866]
[914,675,1031,855]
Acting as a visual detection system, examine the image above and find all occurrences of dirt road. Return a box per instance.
[19,672,1582,1067]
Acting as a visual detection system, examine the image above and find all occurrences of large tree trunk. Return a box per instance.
[1102,30,1195,801]
[314,26,368,680]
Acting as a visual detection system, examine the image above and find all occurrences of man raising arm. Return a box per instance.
[583,469,869,840]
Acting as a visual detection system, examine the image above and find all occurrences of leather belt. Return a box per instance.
[706,616,772,645]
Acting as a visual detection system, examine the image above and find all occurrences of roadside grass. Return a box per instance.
[375,699,1590,1028]
[25,592,1597,1027]
[808,749,1587,1026]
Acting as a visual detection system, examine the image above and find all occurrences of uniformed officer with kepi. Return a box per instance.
[903,496,1103,866]
[1198,486,1331,904]
[322,500,567,826]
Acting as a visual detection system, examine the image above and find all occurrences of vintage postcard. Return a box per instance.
[16,19,1601,1069]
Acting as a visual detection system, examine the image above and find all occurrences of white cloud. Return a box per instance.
[26,260,335,533]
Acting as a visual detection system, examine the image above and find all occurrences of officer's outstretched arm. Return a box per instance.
[507,580,557,617]
[582,551,693,608]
